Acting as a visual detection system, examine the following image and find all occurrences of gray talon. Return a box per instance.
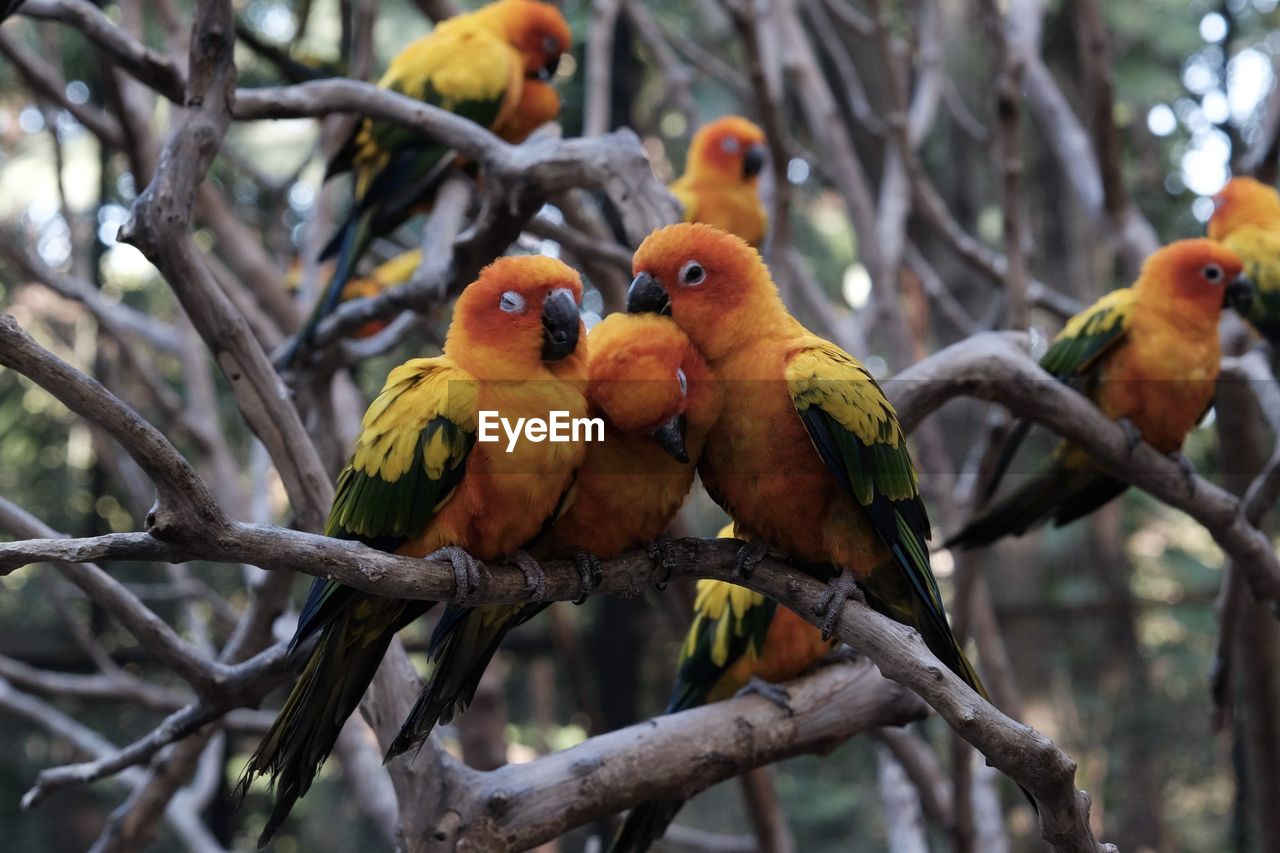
[813,568,861,640]
[1169,452,1197,496]
[733,541,769,580]
[647,538,676,590]
[573,551,602,604]
[1117,418,1143,454]
[512,550,548,600]
[427,546,483,603]
[736,676,793,714]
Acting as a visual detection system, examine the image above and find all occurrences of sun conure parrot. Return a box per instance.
[610,522,835,853]
[669,116,769,248]
[236,255,588,846]
[947,239,1252,549]
[285,250,424,340]
[384,312,723,759]
[1208,176,1280,341]
[282,0,572,366]
[627,223,985,703]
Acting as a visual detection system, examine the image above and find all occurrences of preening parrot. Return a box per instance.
[384,312,723,759]
[626,222,988,717]
[236,254,588,846]
[947,239,1252,549]
[669,116,769,248]
[283,0,572,366]
[610,522,834,853]
[1208,176,1280,341]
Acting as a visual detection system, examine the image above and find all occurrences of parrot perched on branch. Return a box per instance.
[626,222,987,714]
[610,522,834,853]
[384,312,723,759]
[1207,176,1280,341]
[947,239,1252,549]
[669,116,769,248]
[283,0,572,366]
[236,255,588,846]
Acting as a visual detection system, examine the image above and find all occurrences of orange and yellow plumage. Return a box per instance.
[948,238,1250,547]
[669,116,769,248]
[285,0,572,365]
[627,222,983,691]
[386,312,724,758]
[1208,176,1280,341]
[238,255,587,845]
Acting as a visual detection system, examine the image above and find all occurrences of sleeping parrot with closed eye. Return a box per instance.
[282,0,572,366]
[947,239,1252,548]
[669,116,769,248]
[384,312,723,759]
[236,255,588,846]
[1207,176,1280,342]
[610,523,835,853]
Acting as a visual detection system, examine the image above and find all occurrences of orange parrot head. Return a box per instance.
[628,223,782,360]
[1135,238,1252,317]
[446,254,586,379]
[1208,176,1280,241]
[480,0,573,81]
[684,116,768,184]
[585,313,720,462]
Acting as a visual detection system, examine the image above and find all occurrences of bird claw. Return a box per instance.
[427,546,484,604]
[512,550,548,601]
[812,568,862,641]
[647,538,676,590]
[732,540,769,580]
[1169,452,1197,496]
[735,676,793,715]
[1117,418,1143,454]
[572,551,603,605]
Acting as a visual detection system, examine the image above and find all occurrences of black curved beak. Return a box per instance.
[651,414,689,463]
[541,288,580,361]
[627,272,671,316]
[743,143,766,178]
[1225,273,1254,312]
[537,53,561,82]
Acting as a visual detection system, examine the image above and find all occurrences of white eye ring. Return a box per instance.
[720,136,741,154]
[679,260,706,287]
[1202,263,1224,284]
[500,290,526,313]
[676,367,688,397]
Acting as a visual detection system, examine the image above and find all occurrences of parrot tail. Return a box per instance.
[385,603,542,761]
[943,461,1126,551]
[608,800,685,853]
[236,608,395,848]
[280,210,372,369]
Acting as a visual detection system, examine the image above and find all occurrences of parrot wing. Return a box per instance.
[983,286,1135,497]
[949,288,1135,548]
[1038,286,1135,380]
[292,357,479,650]
[666,580,777,712]
[785,341,950,643]
[610,578,777,853]
[1222,227,1280,340]
[326,26,520,190]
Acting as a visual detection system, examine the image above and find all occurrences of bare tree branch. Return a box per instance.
[19,0,187,102]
